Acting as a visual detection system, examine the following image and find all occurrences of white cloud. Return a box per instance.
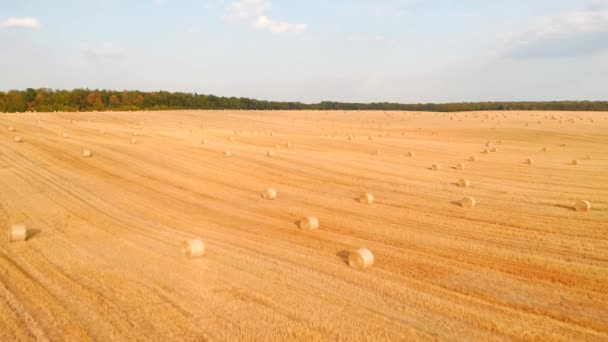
[0,17,41,30]
[228,0,306,34]
[254,15,306,33]
[499,1,608,58]
[83,43,125,59]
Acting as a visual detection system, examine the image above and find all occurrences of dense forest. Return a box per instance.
[1,88,607,113]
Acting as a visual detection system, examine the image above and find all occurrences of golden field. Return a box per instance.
[1,110,607,341]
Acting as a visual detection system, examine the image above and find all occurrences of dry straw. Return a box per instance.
[542,147,549,152]
[407,152,415,157]
[359,193,374,204]
[13,136,22,143]
[131,138,137,144]
[460,197,476,208]
[82,149,92,158]
[469,156,478,161]
[133,131,139,136]
[201,139,208,144]
[299,216,319,231]
[571,159,579,165]
[267,150,274,157]
[8,126,15,132]
[458,179,471,188]
[575,200,591,212]
[182,239,205,258]
[457,163,465,170]
[262,188,277,200]
[8,224,27,242]
[432,164,441,171]
[229,137,235,142]
[224,151,232,157]
[62,132,70,138]
[490,147,497,152]
[373,150,380,156]
[348,248,374,269]
[525,158,533,165]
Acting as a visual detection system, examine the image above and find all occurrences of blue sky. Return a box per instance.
[1,0,607,103]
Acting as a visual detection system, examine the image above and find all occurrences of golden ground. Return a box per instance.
[1,110,607,341]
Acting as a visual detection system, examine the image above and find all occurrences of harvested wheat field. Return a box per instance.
[1,110,607,341]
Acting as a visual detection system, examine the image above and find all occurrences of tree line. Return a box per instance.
[1,88,607,113]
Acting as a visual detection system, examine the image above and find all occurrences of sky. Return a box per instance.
[1,0,607,103]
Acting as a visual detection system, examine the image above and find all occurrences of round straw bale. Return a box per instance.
[229,137,235,142]
[133,131,139,136]
[262,188,277,200]
[490,147,497,152]
[561,143,567,147]
[469,156,477,161]
[458,179,471,188]
[571,159,579,165]
[575,200,591,212]
[359,193,374,204]
[62,132,70,138]
[275,144,281,150]
[542,147,549,152]
[525,158,533,165]
[82,149,92,158]
[224,151,232,157]
[266,150,274,157]
[482,149,489,154]
[299,216,319,231]
[286,142,292,148]
[13,136,22,143]
[201,139,208,144]
[373,150,380,156]
[130,138,137,144]
[407,152,415,157]
[8,126,15,132]
[8,224,27,242]
[99,130,106,135]
[368,136,373,141]
[182,239,205,258]
[348,248,374,269]
[486,142,492,147]
[432,164,441,171]
[460,197,476,208]
[457,163,465,170]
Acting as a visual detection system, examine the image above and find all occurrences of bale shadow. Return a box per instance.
[555,204,575,211]
[336,250,350,265]
[450,201,462,207]
[26,229,41,241]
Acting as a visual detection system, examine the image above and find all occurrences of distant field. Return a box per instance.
[1,110,607,340]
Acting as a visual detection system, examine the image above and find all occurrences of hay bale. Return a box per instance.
[373,150,380,156]
[224,151,232,157]
[13,136,22,143]
[575,200,591,212]
[8,126,15,132]
[229,137,235,142]
[525,158,533,165]
[62,132,70,138]
[99,130,106,135]
[130,138,137,144]
[82,149,92,158]
[486,141,492,147]
[368,136,373,141]
[266,150,274,157]
[133,131,139,136]
[571,159,579,165]
[359,193,374,204]
[490,147,497,152]
[201,139,208,144]
[542,147,549,152]
[469,156,477,161]
[460,197,476,208]
[286,142,292,148]
[561,143,567,147]
[432,164,441,171]
[7,224,27,242]
[457,163,465,170]
[275,144,281,150]
[482,149,490,154]
[298,216,319,231]
[182,239,205,258]
[458,179,471,188]
[261,188,277,200]
[348,248,374,269]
